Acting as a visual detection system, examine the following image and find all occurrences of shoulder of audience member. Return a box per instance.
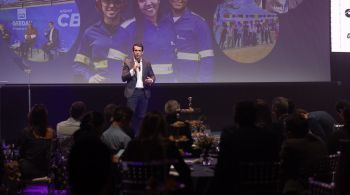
[220,125,237,140]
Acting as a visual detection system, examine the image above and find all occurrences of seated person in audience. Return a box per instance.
[101,105,132,157]
[73,111,105,143]
[255,99,285,149]
[20,22,37,58]
[57,101,87,138]
[213,100,281,194]
[0,23,11,44]
[271,96,292,140]
[42,21,59,60]
[18,104,55,180]
[57,101,87,158]
[68,138,114,195]
[297,108,335,143]
[255,99,273,129]
[280,111,328,195]
[103,104,134,139]
[308,110,335,141]
[103,103,118,132]
[164,100,193,152]
[121,111,192,192]
[328,107,350,154]
[335,99,350,125]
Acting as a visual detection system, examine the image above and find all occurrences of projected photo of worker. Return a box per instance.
[73,0,129,83]
[0,0,80,62]
[0,0,331,84]
[214,0,279,64]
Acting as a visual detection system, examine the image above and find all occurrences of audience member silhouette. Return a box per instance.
[335,99,350,124]
[101,105,133,155]
[73,111,104,143]
[103,103,118,131]
[103,104,134,139]
[57,101,87,138]
[297,108,335,143]
[68,138,113,195]
[254,99,273,129]
[18,104,54,180]
[57,101,87,158]
[280,111,328,195]
[214,100,281,194]
[255,98,284,149]
[122,111,192,192]
[271,96,292,141]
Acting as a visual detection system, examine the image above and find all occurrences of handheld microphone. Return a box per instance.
[136,59,141,71]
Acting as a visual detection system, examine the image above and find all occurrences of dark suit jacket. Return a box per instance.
[45,28,59,47]
[121,57,155,98]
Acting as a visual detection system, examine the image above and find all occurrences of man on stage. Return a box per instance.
[42,21,59,60]
[122,43,155,135]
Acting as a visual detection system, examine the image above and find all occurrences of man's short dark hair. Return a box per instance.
[272,96,289,117]
[49,21,54,25]
[336,99,350,113]
[113,105,133,122]
[286,111,309,138]
[132,42,143,51]
[104,103,118,123]
[70,101,87,121]
[234,100,256,127]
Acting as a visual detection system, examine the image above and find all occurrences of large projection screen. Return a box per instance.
[0,0,330,84]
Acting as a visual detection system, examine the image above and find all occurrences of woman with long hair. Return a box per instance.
[110,0,176,82]
[18,104,54,180]
[20,22,37,59]
[73,0,128,83]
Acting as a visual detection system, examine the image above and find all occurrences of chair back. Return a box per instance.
[21,138,67,194]
[309,177,336,195]
[237,161,281,195]
[120,160,183,195]
[314,151,341,183]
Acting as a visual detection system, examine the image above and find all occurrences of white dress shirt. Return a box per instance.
[130,58,144,88]
[49,28,54,42]
[57,117,80,138]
